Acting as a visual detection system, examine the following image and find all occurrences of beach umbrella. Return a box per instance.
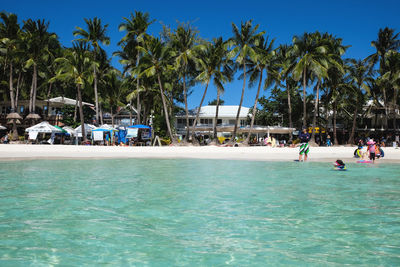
[26,113,41,120]
[6,112,23,120]
[62,126,76,136]
[7,119,21,124]
[0,125,7,130]
[53,125,67,133]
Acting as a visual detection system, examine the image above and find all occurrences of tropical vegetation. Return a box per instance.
[0,10,399,145]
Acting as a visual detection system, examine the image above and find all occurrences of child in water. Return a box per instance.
[333,159,346,170]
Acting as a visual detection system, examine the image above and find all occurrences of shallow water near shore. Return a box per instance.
[0,159,399,266]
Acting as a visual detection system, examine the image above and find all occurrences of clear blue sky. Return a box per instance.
[3,0,399,109]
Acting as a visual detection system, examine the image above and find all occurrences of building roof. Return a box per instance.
[47,96,94,107]
[177,105,250,118]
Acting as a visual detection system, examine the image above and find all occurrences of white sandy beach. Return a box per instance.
[0,144,400,162]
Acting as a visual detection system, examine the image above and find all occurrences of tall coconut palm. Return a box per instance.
[379,51,400,131]
[244,35,276,144]
[346,58,371,144]
[276,44,297,140]
[292,32,330,128]
[138,36,175,143]
[74,17,110,125]
[369,27,400,128]
[23,18,57,118]
[323,34,348,145]
[170,24,199,142]
[192,38,233,143]
[118,11,154,125]
[52,41,95,142]
[228,20,263,143]
[0,12,20,140]
[101,69,126,127]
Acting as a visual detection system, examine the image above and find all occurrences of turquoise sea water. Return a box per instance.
[0,159,399,266]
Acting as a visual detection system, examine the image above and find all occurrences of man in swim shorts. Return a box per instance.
[299,128,310,161]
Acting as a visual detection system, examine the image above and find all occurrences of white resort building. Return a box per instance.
[175,105,295,141]
[175,105,250,135]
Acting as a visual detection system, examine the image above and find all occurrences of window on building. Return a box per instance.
[240,119,246,126]
[229,120,235,125]
[217,119,222,125]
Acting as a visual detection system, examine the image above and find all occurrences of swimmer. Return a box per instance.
[333,159,347,171]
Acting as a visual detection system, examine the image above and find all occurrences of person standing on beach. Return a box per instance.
[367,140,376,163]
[299,128,310,161]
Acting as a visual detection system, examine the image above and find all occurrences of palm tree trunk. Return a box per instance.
[9,63,17,141]
[310,80,320,146]
[302,68,307,127]
[29,66,35,114]
[157,72,174,143]
[333,100,338,145]
[99,105,104,125]
[136,51,141,125]
[245,69,263,144]
[32,64,37,114]
[287,83,293,141]
[73,93,78,123]
[128,100,133,125]
[77,83,87,142]
[231,62,246,143]
[94,68,99,125]
[191,79,210,143]
[143,104,148,125]
[15,72,22,109]
[213,90,221,142]
[393,88,398,132]
[111,108,114,128]
[46,82,53,118]
[183,72,190,142]
[348,104,358,145]
[9,63,15,112]
[382,87,388,129]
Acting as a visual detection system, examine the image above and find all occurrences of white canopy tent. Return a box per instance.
[25,121,63,133]
[25,121,63,141]
[98,124,117,131]
[74,124,97,137]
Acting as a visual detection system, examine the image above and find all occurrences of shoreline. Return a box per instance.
[1,144,400,163]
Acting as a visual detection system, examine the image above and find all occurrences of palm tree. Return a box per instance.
[138,36,176,143]
[276,44,297,140]
[228,20,263,143]
[170,23,199,142]
[244,35,276,144]
[52,41,94,142]
[192,38,233,143]
[292,32,330,129]
[379,51,400,131]
[0,12,21,140]
[74,17,110,125]
[23,18,57,118]
[346,59,371,144]
[102,69,125,127]
[369,27,400,128]
[118,11,154,125]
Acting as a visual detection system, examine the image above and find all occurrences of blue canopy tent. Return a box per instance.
[92,128,118,144]
[125,125,152,143]
[127,124,151,129]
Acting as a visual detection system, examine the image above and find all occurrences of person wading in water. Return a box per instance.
[299,128,311,161]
